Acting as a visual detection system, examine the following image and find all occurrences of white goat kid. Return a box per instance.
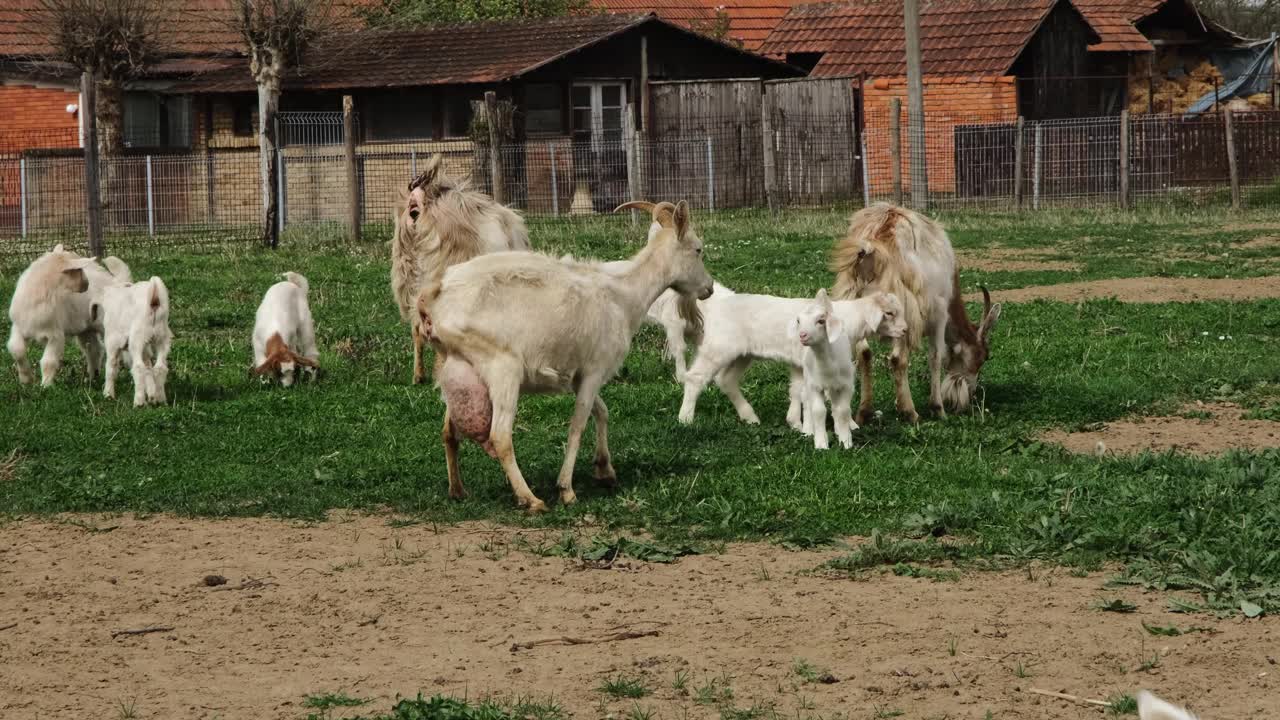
[252,272,319,386]
[7,244,123,387]
[677,290,906,429]
[789,289,856,450]
[418,200,714,513]
[100,275,172,406]
[1137,690,1198,720]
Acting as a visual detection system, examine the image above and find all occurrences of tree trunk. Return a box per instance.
[95,78,124,157]
[258,78,280,248]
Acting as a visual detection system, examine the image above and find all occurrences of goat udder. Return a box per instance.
[439,357,494,454]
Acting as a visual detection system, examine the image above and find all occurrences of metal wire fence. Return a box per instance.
[3,107,1280,258]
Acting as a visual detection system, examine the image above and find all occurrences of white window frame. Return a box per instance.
[572,81,626,150]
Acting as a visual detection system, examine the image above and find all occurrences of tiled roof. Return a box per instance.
[595,0,810,50]
[0,0,367,59]
[1071,0,1165,22]
[170,13,794,93]
[760,0,1068,77]
[1083,11,1153,51]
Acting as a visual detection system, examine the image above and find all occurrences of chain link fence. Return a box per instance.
[3,105,1280,259]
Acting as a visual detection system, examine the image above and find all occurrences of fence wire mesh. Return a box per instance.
[3,106,1280,258]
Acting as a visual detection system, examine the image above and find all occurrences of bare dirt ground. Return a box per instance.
[1044,403,1280,457]
[968,275,1280,303]
[956,248,1083,274]
[1,516,1276,720]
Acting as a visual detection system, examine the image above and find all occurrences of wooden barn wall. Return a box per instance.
[765,78,860,207]
[1013,2,1125,119]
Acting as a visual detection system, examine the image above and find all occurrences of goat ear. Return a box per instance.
[855,246,877,283]
[826,312,844,344]
[786,316,800,340]
[979,303,1003,343]
[52,243,65,253]
[673,200,690,240]
[61,267,89,293]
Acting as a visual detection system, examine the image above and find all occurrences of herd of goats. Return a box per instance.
[1,153,1211,720]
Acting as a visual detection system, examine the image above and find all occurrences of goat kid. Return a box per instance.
[99,275,172,406]
[252,272,319,386]
[789,289,857,450]
[677,290,906,429]
[7,244,126,387]
[417,200,713,513]
[1137,691,1198,720]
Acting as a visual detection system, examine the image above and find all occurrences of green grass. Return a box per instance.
[2,208,1280,614]
[308,693,564,720]
[597,675,650,700]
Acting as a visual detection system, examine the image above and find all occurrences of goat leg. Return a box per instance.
[854,340,876,426]
[441,407,468,500]
[591,395,617,489]
[890,342,919,424]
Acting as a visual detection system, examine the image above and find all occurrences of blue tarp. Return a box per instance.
[1185,34,1276,116]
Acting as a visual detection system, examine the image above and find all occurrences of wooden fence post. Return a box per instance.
[343,95,360,242]
[761,84,777,211]
[1013,116,1025,209]
[889,98,903,205]
[485,91,505,204]
[1119,110,1130,209]
[1032,122,1043,211]
[624,109,639,224]
[1224,107,1240,210]
[81,71,104,256]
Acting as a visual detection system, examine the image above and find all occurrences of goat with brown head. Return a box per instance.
[941,285,1001,412]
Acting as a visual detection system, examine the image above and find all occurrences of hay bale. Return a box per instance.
[1246,92,1274,109]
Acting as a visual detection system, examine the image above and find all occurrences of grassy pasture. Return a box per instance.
[2,206,1279,614]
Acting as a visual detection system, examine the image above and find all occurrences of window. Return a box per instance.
[524,83,562,135]
[232,97,255,136]
[571,82,626,148]
[444,92,478,138]
[123,93,192,149]
[363,90,433,141]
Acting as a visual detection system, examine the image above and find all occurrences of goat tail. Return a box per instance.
[415,277,445,346]
[102,256,132,283]
[147,276,168,312]
[283,271,309,294]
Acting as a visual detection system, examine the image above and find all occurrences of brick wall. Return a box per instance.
[862,75,1017,195]
[0,84,81,150]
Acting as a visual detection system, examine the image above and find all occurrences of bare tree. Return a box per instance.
[21,0,168,156]
[1196,0,1280,37]
[230,0,333,248]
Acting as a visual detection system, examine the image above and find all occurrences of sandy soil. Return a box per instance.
[969,275,1280,303]
[1044,402,1280,457]
[957,248,1082,274]
[1,516,1276,720]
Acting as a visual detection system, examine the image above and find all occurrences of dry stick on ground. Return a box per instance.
[111,626,175,638]
[511,628,662,651]
[1029,688,1111,708]
[210,577,275,592]
[0,622,18,632]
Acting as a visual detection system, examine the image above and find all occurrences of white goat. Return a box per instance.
[417,200,714,513]
[788,289,857,450]
[252,272,319,386]
[99,275,172,406]
[7,244,125,387]
[831,203,1001,422]
[391,154,530,385]
[1137,691,1198,720]
[677,290,906,429]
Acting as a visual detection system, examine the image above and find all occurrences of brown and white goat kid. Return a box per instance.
[252,272,318,386]
[99,275,172,406]
[417,200,714,513]
[7,244,125,387]
[390,154,529,385]
[831,203,1001,423]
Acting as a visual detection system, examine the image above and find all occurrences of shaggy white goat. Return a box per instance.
[390,154,529,384]
[99,275,172,406]
[252,272,318,386]
[417,200,714,513]
[677,290,906,429]
[788,289,857,450]
[7,244,125,387]
[831,203,1001,422]
[1137,690,1198,720]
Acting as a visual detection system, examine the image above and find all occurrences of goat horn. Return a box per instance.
[408,169,432,191]
[980,286,992,319]
[614,201,655,214]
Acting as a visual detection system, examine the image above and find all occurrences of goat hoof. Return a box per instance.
[558,489,577,506]
[449,487,468,500]
[523,498,549,515]
[929,403,946,419]
[900,410,920,424]
[594,470,618,490]
[855,409,875,426]
[413,374,426,385]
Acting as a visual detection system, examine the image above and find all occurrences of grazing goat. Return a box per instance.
[390,154,529,385]
[831,203,1001,423]
[99,275,172,406]
[677,290,906,430]
[7,244,124,387]
[417,200,714,513]
[1137,691,1198,720]
[252,272,318,386]
[789,289,856,450]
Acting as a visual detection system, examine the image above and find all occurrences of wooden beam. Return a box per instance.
[343,95,360,242]
[903,0,928,209]
[81,71,103,256]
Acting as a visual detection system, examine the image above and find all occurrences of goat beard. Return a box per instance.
[941,373,974,412]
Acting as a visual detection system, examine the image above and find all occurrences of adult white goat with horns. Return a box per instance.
[416,200,714,513]
[390,154,529,385]
[830,203,1001,423]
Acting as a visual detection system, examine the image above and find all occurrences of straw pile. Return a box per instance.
[1128,52,1226,115]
